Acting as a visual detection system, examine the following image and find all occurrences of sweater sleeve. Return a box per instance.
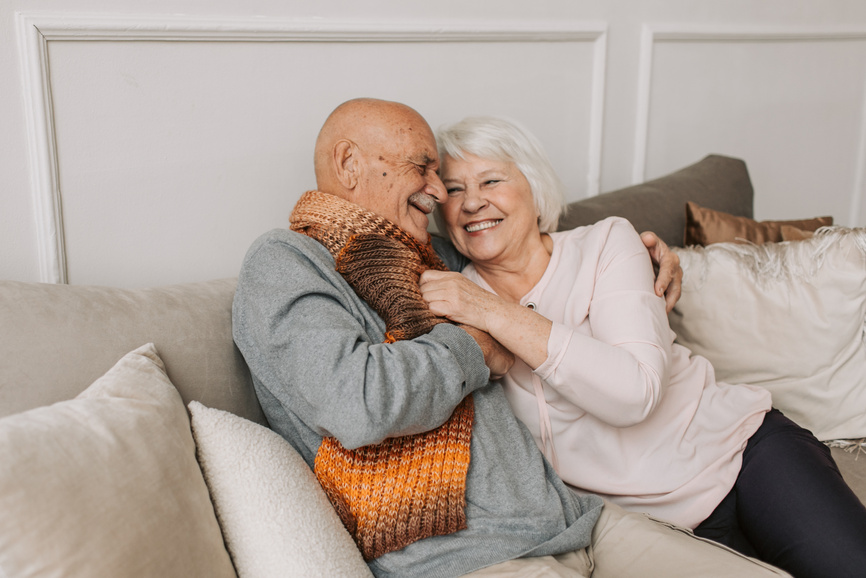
[232,230,491,449]
[432,235,470,272]
[535,219,672,427]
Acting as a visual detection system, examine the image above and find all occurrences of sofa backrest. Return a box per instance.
[0,278,266,424]
[1,154,753,422]
[557,154,754,247]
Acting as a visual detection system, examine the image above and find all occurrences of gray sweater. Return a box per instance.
[232,228,603,577]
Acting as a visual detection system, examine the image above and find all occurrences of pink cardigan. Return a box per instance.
[461,217,771,528]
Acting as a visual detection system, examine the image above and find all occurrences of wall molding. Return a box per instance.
[17,13,64,284]
[633,24,866,227]
[16,13,607,282]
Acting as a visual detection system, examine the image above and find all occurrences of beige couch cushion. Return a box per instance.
[0,344,237,578]
[671,227,866,442]
[0,278,264,424]
[831,446,866,503]
[189,401,372,577]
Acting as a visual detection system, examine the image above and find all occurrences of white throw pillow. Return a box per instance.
[0,344,237,578]
[671,227,866,441]
[188,401,372,578]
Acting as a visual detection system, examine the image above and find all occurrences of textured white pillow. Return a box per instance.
[0,344,237,578]
[188,401,372,578]
[671,227,866,441]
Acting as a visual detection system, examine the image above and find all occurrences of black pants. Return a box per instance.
[694,408,866,578]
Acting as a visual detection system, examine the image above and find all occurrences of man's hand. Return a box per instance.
[640,231,682,313]
[459,325,514,380]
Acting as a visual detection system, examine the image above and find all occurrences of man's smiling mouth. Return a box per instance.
[465,220,502,233]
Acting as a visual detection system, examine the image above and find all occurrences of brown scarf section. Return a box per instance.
[290,190,474,560]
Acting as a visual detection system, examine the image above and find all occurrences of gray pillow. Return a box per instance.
[557,154,754,247]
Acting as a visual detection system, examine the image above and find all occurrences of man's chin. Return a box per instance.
[408,215,431,242]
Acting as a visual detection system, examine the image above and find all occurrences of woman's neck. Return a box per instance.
[474,233,553,304]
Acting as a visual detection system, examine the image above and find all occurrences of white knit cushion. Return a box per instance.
[0,344,237,578]
[188,401,372,578]
[670,227,866,441]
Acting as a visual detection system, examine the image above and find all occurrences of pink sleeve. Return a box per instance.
[535,219,672,427]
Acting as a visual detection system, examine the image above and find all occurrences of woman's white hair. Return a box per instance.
[436,116,566,233]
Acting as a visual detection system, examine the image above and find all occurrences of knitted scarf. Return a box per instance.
[289,190,474,560]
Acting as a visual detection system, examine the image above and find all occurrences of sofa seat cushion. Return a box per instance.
[830,445,866,495]
[0,344,237,578]
[0,278,264,424]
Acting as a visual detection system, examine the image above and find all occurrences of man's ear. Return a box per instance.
[333,139,360,190]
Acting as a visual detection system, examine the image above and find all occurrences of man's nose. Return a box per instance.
[426,171,447,203]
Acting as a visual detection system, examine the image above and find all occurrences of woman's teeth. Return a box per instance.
[465,220,502,233]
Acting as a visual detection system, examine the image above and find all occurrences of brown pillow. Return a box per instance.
[684,201,832,246]
[779,225,815,242]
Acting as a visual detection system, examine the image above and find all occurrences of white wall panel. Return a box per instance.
[636,25,866,225]
[19,14,604,286]
[7,2,866,287]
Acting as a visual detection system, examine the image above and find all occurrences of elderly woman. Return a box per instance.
[420,116,866,578]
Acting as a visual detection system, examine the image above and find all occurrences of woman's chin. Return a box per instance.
[460,242,501,265]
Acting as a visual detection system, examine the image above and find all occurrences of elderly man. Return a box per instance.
[232,98,788,577]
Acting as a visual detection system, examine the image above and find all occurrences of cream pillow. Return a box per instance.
[0,344,236,578]
[671,227,866,441]
[188,401,372,578]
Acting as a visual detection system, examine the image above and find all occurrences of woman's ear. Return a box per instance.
[333,139,360,190]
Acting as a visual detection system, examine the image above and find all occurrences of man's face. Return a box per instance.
[355,115,447,242]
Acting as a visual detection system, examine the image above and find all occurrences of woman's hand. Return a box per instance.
[640,232,682,313]
[419,270,501,332]
[420,269,552,370]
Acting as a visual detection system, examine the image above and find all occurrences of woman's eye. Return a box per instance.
[484,180,500,186]
[446,188,462,195]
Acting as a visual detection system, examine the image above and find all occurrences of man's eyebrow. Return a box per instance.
[411,153,435,166]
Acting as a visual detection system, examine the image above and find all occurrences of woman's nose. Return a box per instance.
[462,186,488,212]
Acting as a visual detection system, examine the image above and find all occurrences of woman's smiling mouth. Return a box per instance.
[465,219,502,233]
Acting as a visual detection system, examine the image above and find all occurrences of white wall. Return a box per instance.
[3,0,866,287]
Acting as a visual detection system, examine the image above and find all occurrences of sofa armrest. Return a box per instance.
[557,154,754,247]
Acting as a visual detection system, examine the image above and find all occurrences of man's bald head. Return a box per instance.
[311,98,447,242]
[314,98,427,192]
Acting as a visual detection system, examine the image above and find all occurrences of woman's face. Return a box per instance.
[439,153,540,266]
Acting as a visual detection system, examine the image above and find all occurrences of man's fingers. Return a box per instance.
[654,268,673,298]
[640,231,661,255]
[663,275,683,313]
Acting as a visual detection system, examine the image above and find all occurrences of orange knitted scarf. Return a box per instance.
[290,190,474,560]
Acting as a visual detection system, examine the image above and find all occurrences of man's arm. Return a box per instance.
[232,231,492,449]
[640,231,682,313]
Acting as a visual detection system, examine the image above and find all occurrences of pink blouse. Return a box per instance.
[460,217,771,528]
